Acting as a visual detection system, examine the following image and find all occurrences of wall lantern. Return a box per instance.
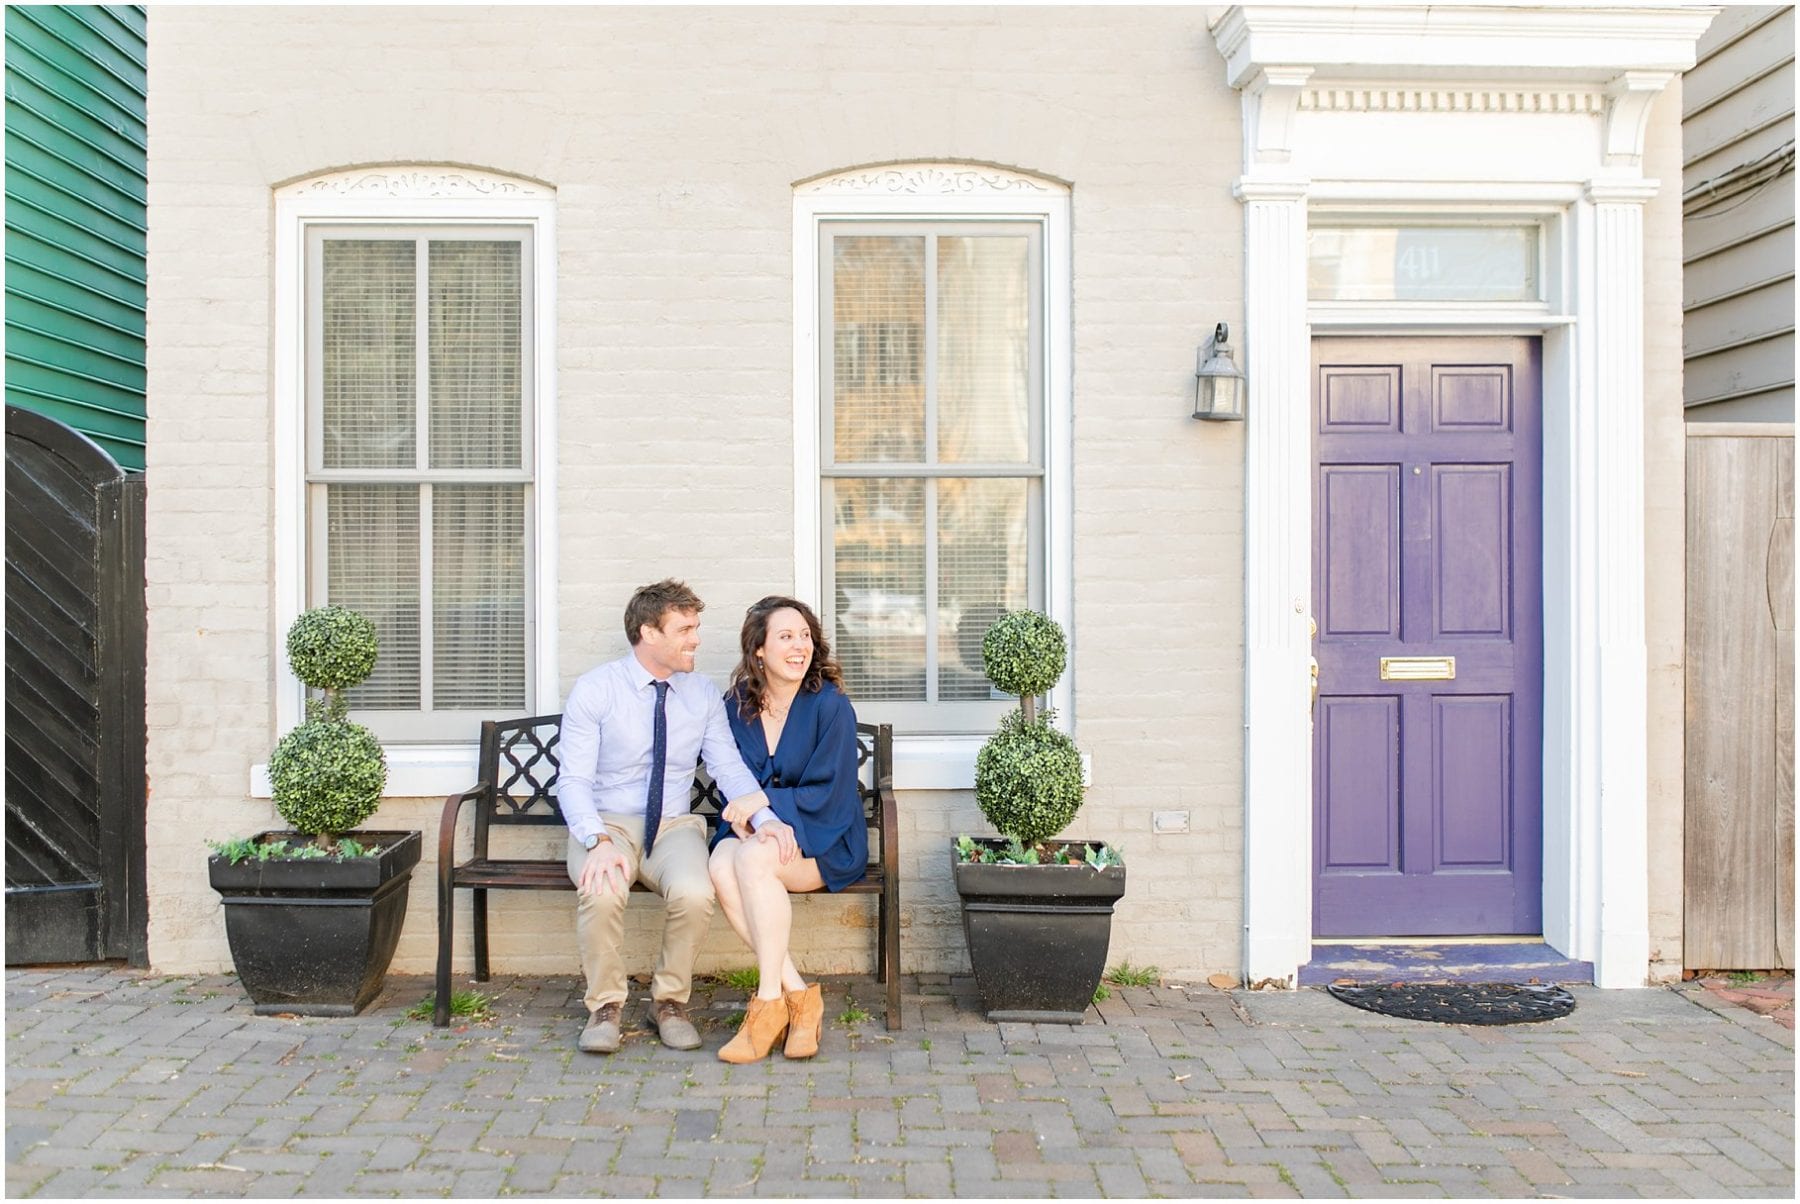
[1192,322,1245,421]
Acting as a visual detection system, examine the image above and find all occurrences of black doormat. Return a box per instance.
[1326,982,1577,1025]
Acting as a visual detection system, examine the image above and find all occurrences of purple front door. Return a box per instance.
[1311,338,1543,937]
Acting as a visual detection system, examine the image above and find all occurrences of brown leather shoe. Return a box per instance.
[783,984,823,1059]
[718,995,789,1064]
[647,998,702,1050]
[578,1001,623,1054]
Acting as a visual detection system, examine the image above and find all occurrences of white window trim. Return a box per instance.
[792,165,1073,788]
[256,167,559,797]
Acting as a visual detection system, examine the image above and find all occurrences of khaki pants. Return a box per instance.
[566,813,714,1012]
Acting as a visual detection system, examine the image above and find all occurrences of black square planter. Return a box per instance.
[952,839,1127,1023]
[208,830,422,1016]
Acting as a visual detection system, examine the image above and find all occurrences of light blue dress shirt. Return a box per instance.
[557,655,763,845]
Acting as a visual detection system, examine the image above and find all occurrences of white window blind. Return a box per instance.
[822,222,1043,734]
[307,227,534,742]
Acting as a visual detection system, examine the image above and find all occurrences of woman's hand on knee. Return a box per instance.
[753,819,799,866]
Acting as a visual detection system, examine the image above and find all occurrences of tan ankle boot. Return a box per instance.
[783,984,823,1059]
[718,995,788,1064]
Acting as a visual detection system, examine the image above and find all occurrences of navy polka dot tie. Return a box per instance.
[643,680,670,857]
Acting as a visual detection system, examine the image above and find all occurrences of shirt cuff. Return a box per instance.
[748,807,778,833]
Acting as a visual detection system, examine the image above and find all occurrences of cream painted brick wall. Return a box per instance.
[146,6,1685,990]
[145,5,1245,983]
[1642,85,1688,983]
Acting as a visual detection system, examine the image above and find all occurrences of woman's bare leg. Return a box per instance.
[732,836,821,998]
[712,838,809,995]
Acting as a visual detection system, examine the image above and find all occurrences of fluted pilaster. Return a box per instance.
[1237,178,1312,983]
[1585,181,1657,986]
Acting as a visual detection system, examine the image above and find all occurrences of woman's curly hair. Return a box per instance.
[730,595,844,721]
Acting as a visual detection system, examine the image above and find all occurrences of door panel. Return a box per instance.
[1320,466,1400,638]
[1312,338,1542,937]
[1434,695,1511,867]
[1319,696,1401,871]
[1433,465,1511,637]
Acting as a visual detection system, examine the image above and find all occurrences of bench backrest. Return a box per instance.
[473,712,892,853]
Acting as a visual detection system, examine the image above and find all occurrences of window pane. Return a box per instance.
[937,236,1030,463]
[937,478,1030,701]
[328,485,420,709]
[322,240,416,468]
[433,485,526,709]
[831,478,925,701]
[429,241,523,470]
[832,236,925,462]
[1308,225,1539,302]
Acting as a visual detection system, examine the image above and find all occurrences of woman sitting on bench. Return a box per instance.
[709,595,868,1063]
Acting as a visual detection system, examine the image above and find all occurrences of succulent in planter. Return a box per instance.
[266,606,388,853]
[959,610,1097,864]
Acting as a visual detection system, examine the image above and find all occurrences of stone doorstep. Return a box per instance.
[1298,942,1596,987]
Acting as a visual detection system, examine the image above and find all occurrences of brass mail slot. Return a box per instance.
[1380,656,1456,681]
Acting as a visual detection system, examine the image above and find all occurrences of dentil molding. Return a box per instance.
[1300,86,1608,115]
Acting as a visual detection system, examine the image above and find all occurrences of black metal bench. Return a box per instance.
[435,713,900,1030]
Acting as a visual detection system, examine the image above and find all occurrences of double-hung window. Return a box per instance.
[274,170,557,769]
[798,168,1071,741]
[306,228,533,741]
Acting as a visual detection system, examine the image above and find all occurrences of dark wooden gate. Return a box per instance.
[5,405,147,966]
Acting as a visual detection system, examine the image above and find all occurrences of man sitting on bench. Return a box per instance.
[558,579,773,1054]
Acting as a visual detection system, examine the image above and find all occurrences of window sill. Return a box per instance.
[250,736,1085,799]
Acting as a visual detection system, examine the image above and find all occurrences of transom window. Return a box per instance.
[305,225,534,742]
[1308,223,1542,303]
[820,221,1046,734]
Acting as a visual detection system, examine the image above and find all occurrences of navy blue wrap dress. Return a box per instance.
[711,681,868,892]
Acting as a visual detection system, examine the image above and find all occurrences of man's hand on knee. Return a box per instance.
[579,839,631,896]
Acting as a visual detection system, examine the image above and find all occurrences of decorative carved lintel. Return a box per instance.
[797,165,1056,196]
[287,168,551,200]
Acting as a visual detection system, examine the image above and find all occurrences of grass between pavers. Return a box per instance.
[404,989,493,1022]
[709,967,760,992]
[1105,961,1161,988]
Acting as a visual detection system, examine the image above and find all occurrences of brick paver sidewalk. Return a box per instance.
[6,968,1793,1198]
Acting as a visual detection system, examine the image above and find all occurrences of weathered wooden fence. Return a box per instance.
[1685,425,1794,970]
[4,405,147,966]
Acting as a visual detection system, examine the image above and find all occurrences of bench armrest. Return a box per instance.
[876,780,899,884]
[438,783,490,879]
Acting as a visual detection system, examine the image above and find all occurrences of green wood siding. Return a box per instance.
[5,5,146,470]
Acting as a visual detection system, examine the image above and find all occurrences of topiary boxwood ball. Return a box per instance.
[286,606,379,693]
[981,610,1067,699]
[269,716,387,838]
[974,708,1086,844]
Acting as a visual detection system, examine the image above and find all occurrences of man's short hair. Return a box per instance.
[624,579,705,645]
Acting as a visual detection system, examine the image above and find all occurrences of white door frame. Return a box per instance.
[1210,5,1714,989]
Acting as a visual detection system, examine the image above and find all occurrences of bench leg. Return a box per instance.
[473,889,490,982]
[882,888,901,1031]
[876,891,888,984]
[435,882,454,1028]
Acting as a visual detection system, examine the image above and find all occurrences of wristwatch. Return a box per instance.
[583,833,608,852]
